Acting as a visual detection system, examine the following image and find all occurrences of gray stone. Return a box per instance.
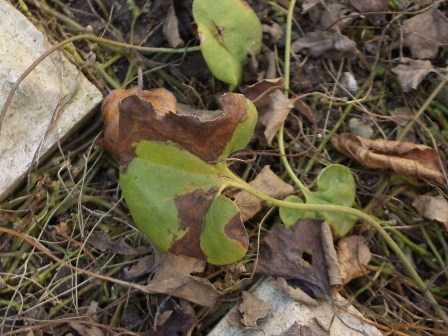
[0,0,103,201]
[208,278,381,336]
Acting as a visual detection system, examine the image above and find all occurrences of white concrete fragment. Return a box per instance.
[209,278,381,336]
[0,0,103,201]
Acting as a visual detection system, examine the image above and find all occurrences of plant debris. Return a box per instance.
[239,291,272,328]
[331,133,445,185]
[337,236,371,284]
[256,220,342,300]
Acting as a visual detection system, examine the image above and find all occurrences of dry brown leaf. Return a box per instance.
[337,236,371,284]
[392,59,435,92]
[256,220,341,300]
[412,194,448,230]
[331,133,445,185]
[239,291,272,328]
[275,277,318,306]
[291,30,357,58]
[102,87,253,164]
[234,165,294,221]
[146,253,218,307]
[123,255,155,280]
[349,0,388,25]
[242,78,293,144]
[402,8,448,59]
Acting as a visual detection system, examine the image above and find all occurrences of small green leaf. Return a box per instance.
[279,164,357,236]
[193,0,262,88]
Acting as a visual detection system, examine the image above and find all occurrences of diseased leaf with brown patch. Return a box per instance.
[239,291,272,328]
[255,220,342,300]
[146,253,218,307]
[337,236,371,284]
[331,133,445,185]
[402,8,448,59]
[102,87,254,164]
[412,194,448,230]
[392,59,435,93]
[234,165,294,221]
[349,0,388,25]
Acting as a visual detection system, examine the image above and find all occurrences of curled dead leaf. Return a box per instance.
[337,236,371,285]
[102,87,254,164]
[146,253,218,307]
[331,133,445,185]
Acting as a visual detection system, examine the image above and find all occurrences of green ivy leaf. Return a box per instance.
[279,164,357,237]
[193,0,262,89]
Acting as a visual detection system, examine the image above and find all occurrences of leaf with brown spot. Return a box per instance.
[239,291,272,328]
[234,165,294,221]
[337,236,371,284]
[104,87,258,265]
[102,88,257,164]
[255,220,342,300]
[146,253,218,307]
[412,194,448,230]
[402,8,448,60]
[331,133,445,184]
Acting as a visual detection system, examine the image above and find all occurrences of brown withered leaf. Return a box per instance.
[146,253,218,307]
[256,220,342,300]
[412,194,448,230]
[337,236,371,284]
[124,255,155,280]
[349,0,388,25]
[291,30,357,59]
[239,291,272,328]
[331,133,445,184]
[275,277,318,306]
[402,8,448,59]
[102,87,251,164]
[242,78,292,144]
[392,59,435,93]
[234,166,294,221]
